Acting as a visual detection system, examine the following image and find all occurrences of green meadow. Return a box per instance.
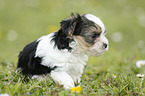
[0,0,145,95]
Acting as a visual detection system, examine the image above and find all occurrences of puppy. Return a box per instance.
[17,13,108,89]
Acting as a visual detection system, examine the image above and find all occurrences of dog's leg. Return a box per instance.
[50,71,75,89]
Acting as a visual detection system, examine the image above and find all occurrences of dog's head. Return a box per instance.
[60,13,108,56]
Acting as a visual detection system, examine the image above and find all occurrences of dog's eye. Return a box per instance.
[91,33,100,38]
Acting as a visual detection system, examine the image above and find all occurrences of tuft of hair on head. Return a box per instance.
[71,13,81,20]
[60,13,82,36]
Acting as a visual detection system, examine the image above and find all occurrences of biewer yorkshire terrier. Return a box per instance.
[17,13,108,89]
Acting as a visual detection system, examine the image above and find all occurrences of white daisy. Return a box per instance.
[113,74,117,78]
[137,74,144,78]
[136,60,145,68]
[0,93,9,96]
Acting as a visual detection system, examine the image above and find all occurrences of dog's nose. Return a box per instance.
[103,43,108,49]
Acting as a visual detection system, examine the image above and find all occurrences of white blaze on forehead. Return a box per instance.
[85,14,105,32]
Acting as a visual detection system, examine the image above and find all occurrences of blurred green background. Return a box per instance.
[0,0,145,66]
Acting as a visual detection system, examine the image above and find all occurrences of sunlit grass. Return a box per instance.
[1,57,145,95]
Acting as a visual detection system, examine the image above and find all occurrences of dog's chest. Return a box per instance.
[35,34,88,81]
[65,52,88,73]
[60,52,88,82]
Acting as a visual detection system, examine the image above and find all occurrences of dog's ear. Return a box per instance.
[60,13,82,36]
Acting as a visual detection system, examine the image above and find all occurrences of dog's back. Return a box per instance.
[17,40,55,75]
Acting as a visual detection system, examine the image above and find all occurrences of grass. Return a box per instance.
[0,0,145,95]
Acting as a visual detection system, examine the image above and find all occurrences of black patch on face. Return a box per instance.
[17,41,57,76]
[52,13,102,51]
[73,15,102,45]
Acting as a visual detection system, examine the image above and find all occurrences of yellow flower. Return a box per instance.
[113,74,117,78]
[71,86,82,92]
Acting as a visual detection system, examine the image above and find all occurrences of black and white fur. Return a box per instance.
[17,13,108,89]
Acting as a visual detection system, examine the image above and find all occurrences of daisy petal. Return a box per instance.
[136,60,145,68]
[137,74,144,78]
